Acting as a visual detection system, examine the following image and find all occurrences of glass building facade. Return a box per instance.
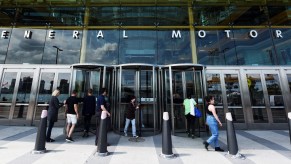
[0,0,291,133]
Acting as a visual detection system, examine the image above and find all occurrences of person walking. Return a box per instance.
[203,95,224,152]
[46,89,64,142]
[183,94,197,138]
[95,88,110,146]
[124,95,139,138]
[82,89,96,137]
[65,90,79,142]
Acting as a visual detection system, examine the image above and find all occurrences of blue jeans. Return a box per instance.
[206,115,220,147]
[124,118,136,136]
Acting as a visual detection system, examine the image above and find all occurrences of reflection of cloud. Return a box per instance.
[93,42,118,60]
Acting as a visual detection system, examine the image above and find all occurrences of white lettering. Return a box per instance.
[198,30,206,38]
[97,30,104,38]
[48,30,55,39]
[249,30,258,38]
[123,30,128,38]
[1,31,9,39]
[275,30,283,38]
[224,30,231,38]
[73,30,79,39]
[24,30,32,39]
[172,30,181,38]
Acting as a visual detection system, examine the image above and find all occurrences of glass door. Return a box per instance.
[0,69,35,121]
[114,64,159,136]
[245,70,286,123]
[163,64,204,136]
[33,69,71,125]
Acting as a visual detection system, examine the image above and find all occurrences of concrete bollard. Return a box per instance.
[226,112,245,159]
[97,111,109,156]
[160,112,175,158]
[32,110,47,154]
[288,112,291,144]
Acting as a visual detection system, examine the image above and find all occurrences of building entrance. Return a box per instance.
[112,64,160,136]
[161,64,205,136]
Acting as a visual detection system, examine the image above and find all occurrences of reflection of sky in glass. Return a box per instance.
[43,30,82,64]
[41,73,54,90]
[6,29,46,64]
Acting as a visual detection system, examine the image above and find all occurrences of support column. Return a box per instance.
[188,2,197,64]
[80,7,90,63]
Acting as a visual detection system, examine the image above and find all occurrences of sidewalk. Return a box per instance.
[0,125,290,164]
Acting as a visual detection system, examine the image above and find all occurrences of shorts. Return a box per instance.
[66,114,77,125]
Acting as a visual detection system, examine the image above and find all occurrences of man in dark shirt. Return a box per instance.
[82,89,96,137]
[95,88,110,146]
[65,90,79,142]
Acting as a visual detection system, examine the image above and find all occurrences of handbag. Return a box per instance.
[194,107,202,118]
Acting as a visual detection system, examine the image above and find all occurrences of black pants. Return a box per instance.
[95,112,101,145]
[46,121,55,140]
[83,115,92,133]
[185,113,196,134]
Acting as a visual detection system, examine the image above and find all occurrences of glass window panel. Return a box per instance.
[247,74,268,123]
[196,29,237,65]
[265,74,283,105]
[13,7,84,26]
[265,74,286,123]
[0,8,16,26]
[232,6,268,26]
[287,74,291,93]
[57,73,70,102]
[49,7,84,26]
[0,105,10,119]
[120,6,156,26]
[0,28,11,64]
[224,74,242,106]
[193,5,231,26]
[272,28,291,65]
[37,73,55,104]
[157,6,189,26]
[43,30,82,64]
[247,74,264,106]
[121,70,135,103]
[233,28,275,65]
[119,30,157,64]
[228,108,245,123]
[158,30,192,64]
[6,29,46,64]
[89,7,120,26]
[271,107,286,123]
[140,71,153,98]
[267,6,291,25]
[0,72,17,103]
[85,30,119,64]
[16,72,33,103]
[13,105,28,119]
[206,74,223,106]
[252,108,268,123]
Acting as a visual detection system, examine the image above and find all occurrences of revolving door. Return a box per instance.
[161,64,205,136]
[112,64,161,136]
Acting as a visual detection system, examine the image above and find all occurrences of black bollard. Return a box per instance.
[97,111,109,156]
[226,112,238,155]
[160,112,175,158]
[32,110,47,154]
[288,112,291,144]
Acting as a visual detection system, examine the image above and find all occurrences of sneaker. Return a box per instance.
[46,138,55,142]
[66,137,74,142]
[133,136,139,138]
[203,141,209,151]
[124,133,128,137]
[215,147,224,152]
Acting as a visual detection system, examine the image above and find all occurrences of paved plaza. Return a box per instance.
[0,125,290,164]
